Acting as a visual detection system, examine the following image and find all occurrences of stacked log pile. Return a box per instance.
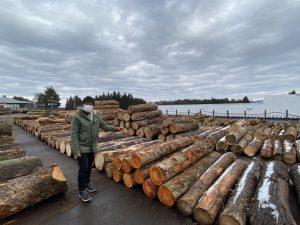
[0,105,11,115]
[94,100,121,125]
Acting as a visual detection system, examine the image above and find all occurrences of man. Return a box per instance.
[71,96,120,202]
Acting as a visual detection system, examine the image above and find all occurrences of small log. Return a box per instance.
[250,161,296,225]
[128,127,135,136]
[284,126,298,142]
[177,152,236,216]
[136,127,145,138]
[162,116,194,127]
[125,121,131,129]
[117,109,126,120]
[59,139,70,154]
[128,103,158,114]
[158,151,221,208]
[131,117,164,130]
[193,159,247,225]
[119,120,125,128]
[160,126,170,135]
[131,110,162,121]
[216,136,229,153]
[113,118,119,126]
[260,139,273,158]
[0,121,12,136]
[283,139,296,165]
[219,159,263,225]
[295,140,300,161]
[112,169,124,182]
[169,123,198,134]
[230,129,254,155]
[225,126,248,145]
[104,162,114,178]
[143,178,157,199]
[289,163,300,205]
[144,124,161,139]
[0,166,68,219]
[174,129,205,139]
[272,139,283,161]
[123,173,137,188]
[244,137,263,157]
[66,142,73,157]
[0,148,26,161]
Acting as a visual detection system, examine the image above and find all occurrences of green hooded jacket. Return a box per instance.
[71,109,118,154]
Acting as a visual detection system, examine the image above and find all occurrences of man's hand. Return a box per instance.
[73,152,81,159]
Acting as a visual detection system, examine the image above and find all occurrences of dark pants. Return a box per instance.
[77,152,94,192]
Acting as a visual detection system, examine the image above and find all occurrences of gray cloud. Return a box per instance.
[0,0,299,104]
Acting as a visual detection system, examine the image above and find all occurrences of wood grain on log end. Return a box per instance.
[134,170,144,184]
[123,173,136,188]
[113,157,122,170]
[121,159,132,173]
[193,208,213,225]
[150,166,164,185]
[143,179,157,199]
[130,154,142,169]
[112,170,124,182]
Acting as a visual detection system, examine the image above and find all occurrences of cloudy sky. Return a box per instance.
[0,0,299,104]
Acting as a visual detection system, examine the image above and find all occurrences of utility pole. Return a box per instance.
[74,96,76,109]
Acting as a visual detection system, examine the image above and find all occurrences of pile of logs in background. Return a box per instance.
[0,120,68,219]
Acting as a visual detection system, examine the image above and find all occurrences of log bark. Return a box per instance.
[177,152,236,216]
[0,148,26,161]
[98,131,130,142]
[0,156,43,182]
[123,173,137,188]
[0,122,12,136]
[158,152,221,208]
[219,159,263,225]
[94,100,119,106]
[131,110,162,121]
[130,137,194,169]
[169,123,198,134]
[128,103,158,114]
[284,126,298,142]
[216,136,229,153]
[193,159,247,225]
[175,129,205,139]
[112,169,124,182]
[289,163,300,205]
[192,129,219,143]
[166,134,175,141]
[244,137,263,157]
[207,126,230,145]
[272,139,283,161]
[143,178,157,199]
[260,139,273,158]
[0,166,68,219]
[249,161,296,225]
[225,126,248,145]
[296,140,300,162]
[150,138,215,185]
[144,124,161,139]
[162,116,194,127]
[131,117,164,130]
[230,129,254,155]
[283,139,296,165]
[136,127,145,138]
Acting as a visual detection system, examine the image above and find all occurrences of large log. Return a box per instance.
[162,116,194,127]
[272,139,283,160]
[283,139,296,165]
[249,161,296,225]
[128,103,158,114]
[289,163,300,205]
[144,124,161,139]
[177,152,236,216]
[143,178,157,200]
[269,123,282,140]
[117,109,126,120]
[128,127,136,136]
[206,126,230,144]
[131,110,162,121]
[296,140,300,161]
[0,166,68,219]
[98,131,130,142]
[0,156,43,182]
[158,152,221,208]
[123,173,137,188]
[244,137,263,157]
[219,159,263,225]
[96,138,151,153]
[130,137,194,169]
[0,121,12,136]
[47,131,70,145]
[0,148,26,161]
[131,117,164,130]
[193,159,247,225]
[169,123,198,134]
[225,126,248,145]
[284,126,298,142]
[192,129,219,143]
[150,138,215,185]
[260,139,273,158]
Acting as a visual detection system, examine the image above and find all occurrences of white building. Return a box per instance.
[0,96,33,110]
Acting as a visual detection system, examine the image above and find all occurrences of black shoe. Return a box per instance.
[86,183,97,193]
[79,190,92,202]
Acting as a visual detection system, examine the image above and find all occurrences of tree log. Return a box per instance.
[225,126,248,145]
[104,162,114,178]
[123,173,137,188]
[150,139,215,185]
[160,126,169,135]
[158,152,221,208]
[295,140,300,161]
[192,129,219,143]
[0,136,14,145]
[260,139,273,158]
[177,152,236,216]
[119,120,125,128]
[0,143,21,151]
[96,138,151,152]
[125,121,131,129]
[175,129,205,139]
[128,103,158,114]
[244,137,263,157]
[272,139,283,161]
[112,169,124,182]
[55,137,70,150]
[249,161,296,225]
[230,129,254,155]
[158,134,166,141]
[258,128,272,140]
[162,116,194,127]
[193,159,247,225]
[131,110,162,121]
[113,118,119,126]
[60,140,70,154]
[98,131,130,142]
[207,126,230,145]
[169,123,198,134]
[0,122,12,136]
[284,126,298,142]
[0,156,43,182]
[144,124,161,139]
[219,159,263,225]
[0,166,68,219]
[166,134,175,141]
[283,139,296,165]
[143,178,157,200]
[94,100,119,106]
[269,123,282,140]
[131,117,164,130]
[289,163,300,205]
[0,148,26,161]
[136,127,145,138]
[130,137,194,169]
[127,127,135,136]
[216,136,229,153]
[117,110,126,120]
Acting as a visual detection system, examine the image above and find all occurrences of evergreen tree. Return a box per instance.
[36,86,61,109]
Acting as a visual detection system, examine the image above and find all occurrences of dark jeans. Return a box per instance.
[77,152,94,192]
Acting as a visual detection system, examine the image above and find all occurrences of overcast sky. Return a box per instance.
[0,0,299,104]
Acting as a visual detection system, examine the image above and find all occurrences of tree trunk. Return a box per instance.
[131,110,162,121]
[0,156,42,182]
[123,173,137,188]
[193,159,247,225]
[112,169,124,182]
[289,164,300,205]
[225,126,248,145]
[144,124,161,139]
[130,137,194,169]
[249,161,296,225]
[158,152,221,208]
[143,178,157,200]
[121,156,134,173]
[244,137,263,157]
[272,139,283,160]
[177,152,236,216]
[150,139,215,185]
[175,129,205,139]
[283,139,296,165]
[0,148,26,161]
[0,122,12,136]
[169,123,198,134]
[260,139,273,158]
[192,129,219,143]
[96,138,151,152]
[219,160,263,225]
[160,126,170,135]
[295,140,300,161]
[269,123,282,140]
[284,126,297,142]
[230,129,254,155]
[0,166,68,219]
[162,116,194,127]
[216,136,229,153]
[128,103,158,114]
[98,131,130,142]
[131,117,164,130]
[37,124,65,137]
[258,128,272,140]
[207,126,230,145]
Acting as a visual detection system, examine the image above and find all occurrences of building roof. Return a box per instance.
[0,96,31,104]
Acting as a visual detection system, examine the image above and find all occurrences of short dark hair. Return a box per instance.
[82,96,95,105]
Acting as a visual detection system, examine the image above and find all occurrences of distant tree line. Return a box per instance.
[288,90,297,95]
[12,96,30,102]
[65,92,146,110]
[156,96,250,105]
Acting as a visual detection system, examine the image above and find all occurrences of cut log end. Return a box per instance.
[113,157,122,170]
[193,208,213,225]
[225,135,236,145]
[157,185,175,208]
[134,170,144,184]
[52,166,66,182]
[143,179,157,200]
[123,174,135,188]
[176,199,192,217]
[130,155,142,169]
[121,159,132,173]
[150,166,164,185]
[112,170,123,182]
[284,155,296,165]
[219,215,240,225]
[94,154,104,171]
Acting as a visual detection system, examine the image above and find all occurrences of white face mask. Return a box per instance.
[83,104,93,113]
